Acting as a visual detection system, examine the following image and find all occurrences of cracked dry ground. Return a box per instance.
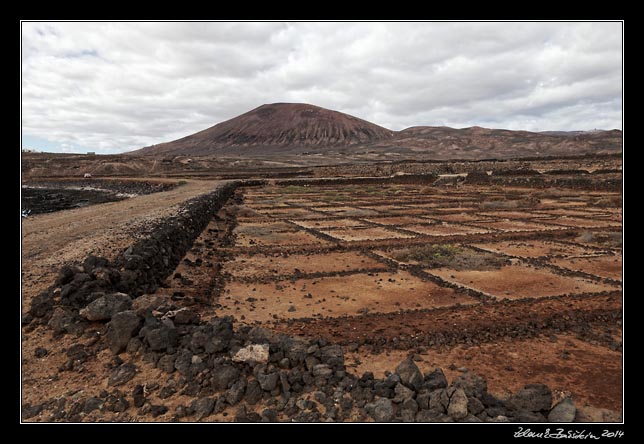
[22,181,623,421]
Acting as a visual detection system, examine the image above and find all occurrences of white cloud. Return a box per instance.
[21,21,623,154]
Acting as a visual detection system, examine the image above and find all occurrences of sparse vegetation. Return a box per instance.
[593,196,622,208]
[362,186,380,195]
[533,189,571,199]
[322,191,344,201]
[394,243,460,265]
[479,196,539,210]
[384,188,405,196]
[392,244,508,270]
[283,185,309,194]
[576,231,622,248]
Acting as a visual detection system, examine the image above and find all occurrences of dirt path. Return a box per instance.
[21,179,222,309]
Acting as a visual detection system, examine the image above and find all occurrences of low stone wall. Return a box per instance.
[276,174,438,187]
[26,181,238,323]
[23,308,589,423]
[488,176,622,191]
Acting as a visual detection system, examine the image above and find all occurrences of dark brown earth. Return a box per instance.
[271,293,621,348]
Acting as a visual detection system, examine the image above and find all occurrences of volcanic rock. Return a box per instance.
[79,293,132,321]
[106,311,142,354]
[395,357,424,391]
[365,398,394,422]
[508,383,552,412]
[548,398,577,422]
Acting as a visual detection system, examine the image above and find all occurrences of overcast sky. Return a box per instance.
[21,21,623,154]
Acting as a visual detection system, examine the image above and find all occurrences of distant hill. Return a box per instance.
[375,126,623,159]
[538,130,612,137]
[128,102,622,159]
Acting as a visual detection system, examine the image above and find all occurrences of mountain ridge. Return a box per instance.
[129,102,622,159]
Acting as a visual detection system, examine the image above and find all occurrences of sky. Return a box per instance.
[21,21,623,154]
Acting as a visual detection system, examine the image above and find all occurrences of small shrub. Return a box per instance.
[392,244,508,270]
[393,244,461,267]
[593,196,621,208]
[479,196,538,210]
[284,185,308,194]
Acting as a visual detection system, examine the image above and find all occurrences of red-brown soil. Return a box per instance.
[470,219,562,232]
[473,239,597,259]
[223,251,387,279]
[218,270,474,323]
[546,216,621,229]
[428,264,616,299]
[345,333,622,412]
[321,227,414,241]
[548,255,623,281]
[233,222,331,247]
[270,293,621,360]
[402,223,489,236]
[216,182,622,416]
[292,218,368,229]
[21,167,623,422]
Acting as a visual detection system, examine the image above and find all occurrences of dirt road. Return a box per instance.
[21,179,222,308]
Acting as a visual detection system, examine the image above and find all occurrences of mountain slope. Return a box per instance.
[132,103,394,156]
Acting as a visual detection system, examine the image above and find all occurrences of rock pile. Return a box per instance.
[276,174,438,187]
[25,300,580,422]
